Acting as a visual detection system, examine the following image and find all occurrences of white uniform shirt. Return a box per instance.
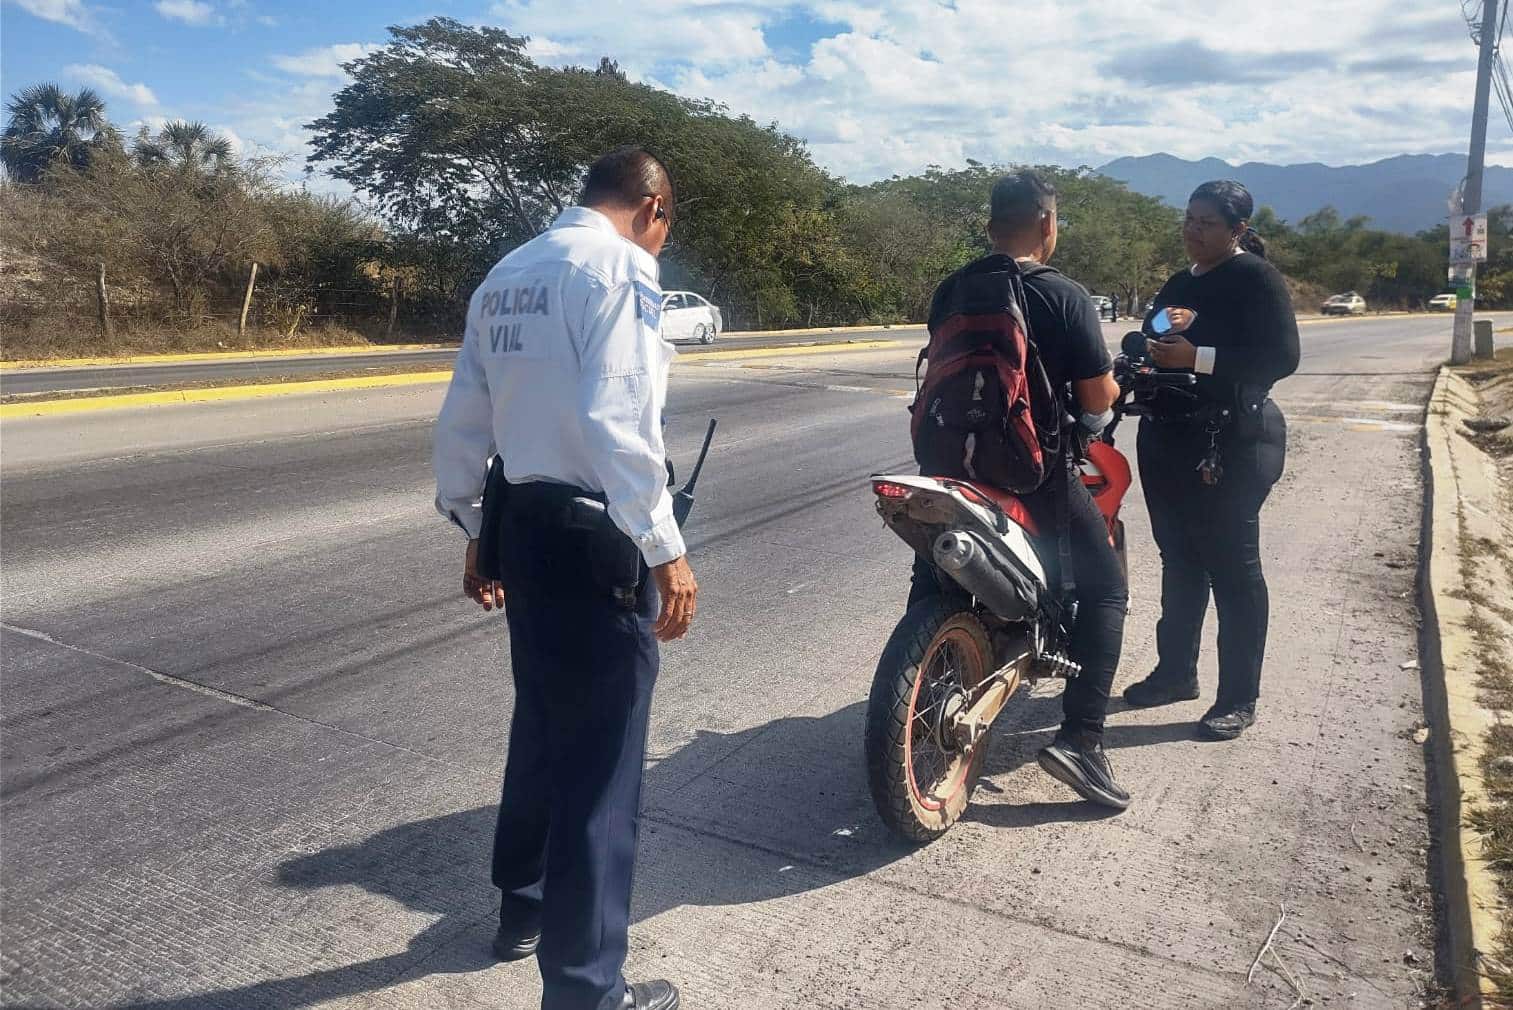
[432,206,686,567]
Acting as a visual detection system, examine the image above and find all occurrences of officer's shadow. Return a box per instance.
[109,691,1183,1010]
[107,701,904,1010]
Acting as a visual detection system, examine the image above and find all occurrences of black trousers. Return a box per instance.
[491,486,659,1010]
[1136,404,1286,709]
[909,461,1128,737]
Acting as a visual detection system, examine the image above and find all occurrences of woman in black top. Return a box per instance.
[1120,180,1300,739]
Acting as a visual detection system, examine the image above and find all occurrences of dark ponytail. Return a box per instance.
[1190,179,1266,259]
[1239,226,1267,259]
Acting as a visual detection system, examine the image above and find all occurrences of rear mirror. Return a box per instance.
[1150,308,1173,336]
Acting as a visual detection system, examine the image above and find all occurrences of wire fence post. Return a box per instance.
[385,274,401,340]
[95,262,114,340]
[238,261,259,336]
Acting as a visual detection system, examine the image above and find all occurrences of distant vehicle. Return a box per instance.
[1090,295,1118,322]
[1428,292,1458,311]
[1322,292,1367,316]
[661,291,722,344]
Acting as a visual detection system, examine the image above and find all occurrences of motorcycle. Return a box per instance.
[863,331,1195,841]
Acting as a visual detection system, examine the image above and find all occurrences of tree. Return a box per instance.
[308,16,845,329]
[133,120,234,174]
[2,84,118,183]
[308,18,585,245]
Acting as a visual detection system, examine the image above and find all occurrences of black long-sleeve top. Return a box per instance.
[1150,252,1301,402]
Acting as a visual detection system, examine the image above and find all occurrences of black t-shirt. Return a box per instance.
[1019,263,1112,390]
[1149,252,1300,400]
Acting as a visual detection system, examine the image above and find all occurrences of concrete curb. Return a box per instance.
[0,343,446,370]
[1423,366,1508,1007]
[0,371,453,419]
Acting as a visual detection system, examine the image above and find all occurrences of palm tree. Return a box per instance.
[1,84,116,183]
[133,120,233,173]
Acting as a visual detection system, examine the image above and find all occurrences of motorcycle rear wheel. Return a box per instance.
[865,596,993,842]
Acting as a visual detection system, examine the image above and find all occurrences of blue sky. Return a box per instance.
[0,0,1499,188]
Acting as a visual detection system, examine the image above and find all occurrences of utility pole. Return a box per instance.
[1454,0,1500,364]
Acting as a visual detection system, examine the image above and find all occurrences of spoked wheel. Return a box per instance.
[865,596,994,842]
[695,323,715,344]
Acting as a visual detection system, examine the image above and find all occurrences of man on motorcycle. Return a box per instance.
[909,169,1131,810]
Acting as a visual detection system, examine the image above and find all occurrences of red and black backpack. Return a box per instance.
[911,254,1062,494]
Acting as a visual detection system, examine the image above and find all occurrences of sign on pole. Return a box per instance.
[1449,263,1475,299]
[1450,213,1489,263]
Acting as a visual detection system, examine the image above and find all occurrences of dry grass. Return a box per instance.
[0,316,389,361]
[1453,346,1513,1003]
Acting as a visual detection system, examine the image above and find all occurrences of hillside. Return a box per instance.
[1098,152,1510,234]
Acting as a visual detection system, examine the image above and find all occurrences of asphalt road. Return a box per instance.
[1,312,1495,1008]
[0,328,922,397]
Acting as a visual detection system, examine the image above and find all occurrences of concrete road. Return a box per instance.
[1,313,1491,1008]
[0,328,920,397]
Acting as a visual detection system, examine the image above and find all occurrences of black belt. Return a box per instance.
[505,479,607,516]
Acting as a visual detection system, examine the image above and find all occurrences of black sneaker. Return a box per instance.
[1199,704,1256,740]
[1122,671,1201,708]
[1037,730,1131,810]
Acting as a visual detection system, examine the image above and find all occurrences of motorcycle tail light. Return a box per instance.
[873,480,913,500]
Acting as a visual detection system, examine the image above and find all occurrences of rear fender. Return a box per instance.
[871,475,1048,587]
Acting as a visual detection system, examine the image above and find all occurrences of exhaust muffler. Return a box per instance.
[932,530,1038,622]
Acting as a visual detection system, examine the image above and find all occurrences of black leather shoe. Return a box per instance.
[1122,671,1200,708]
[492,922,540,962]
[1199,704,1256,740]
[618,980,680,1010]
[1037,730,1131,810]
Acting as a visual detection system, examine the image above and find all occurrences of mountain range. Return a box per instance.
[1097,153,1513,234]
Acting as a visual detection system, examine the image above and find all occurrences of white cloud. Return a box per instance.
[154,0,218,26]
[487,0,1490,181]
[491,0,777,69]
[270,43,381,78]
[63,64,160,109]
[165,0,1494,199]
[5,0,103,35]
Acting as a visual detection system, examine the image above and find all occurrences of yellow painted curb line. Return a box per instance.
[0,371,453,419]
[722,323,920,338]
[685,339,904,363]
[0,339,911,417]
[0,343,447,370]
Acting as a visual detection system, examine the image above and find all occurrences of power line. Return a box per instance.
[1494,54,1513,132]
[1466,0,1513,134]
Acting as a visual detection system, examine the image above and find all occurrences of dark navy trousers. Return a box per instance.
[491,492,659,1010]
[1137,405,1286,709]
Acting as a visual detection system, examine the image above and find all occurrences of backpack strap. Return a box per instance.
[1010,262,1077,606]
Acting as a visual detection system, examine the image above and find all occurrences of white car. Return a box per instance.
[660,291,722,344]
[1428,293,1458,311]
[1322,292,1367,316]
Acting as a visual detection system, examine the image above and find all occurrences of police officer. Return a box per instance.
[433,147,694,1010]
[1121,180,1299,740]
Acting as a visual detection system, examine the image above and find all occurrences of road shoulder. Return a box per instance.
[1423,353,1513,1006]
